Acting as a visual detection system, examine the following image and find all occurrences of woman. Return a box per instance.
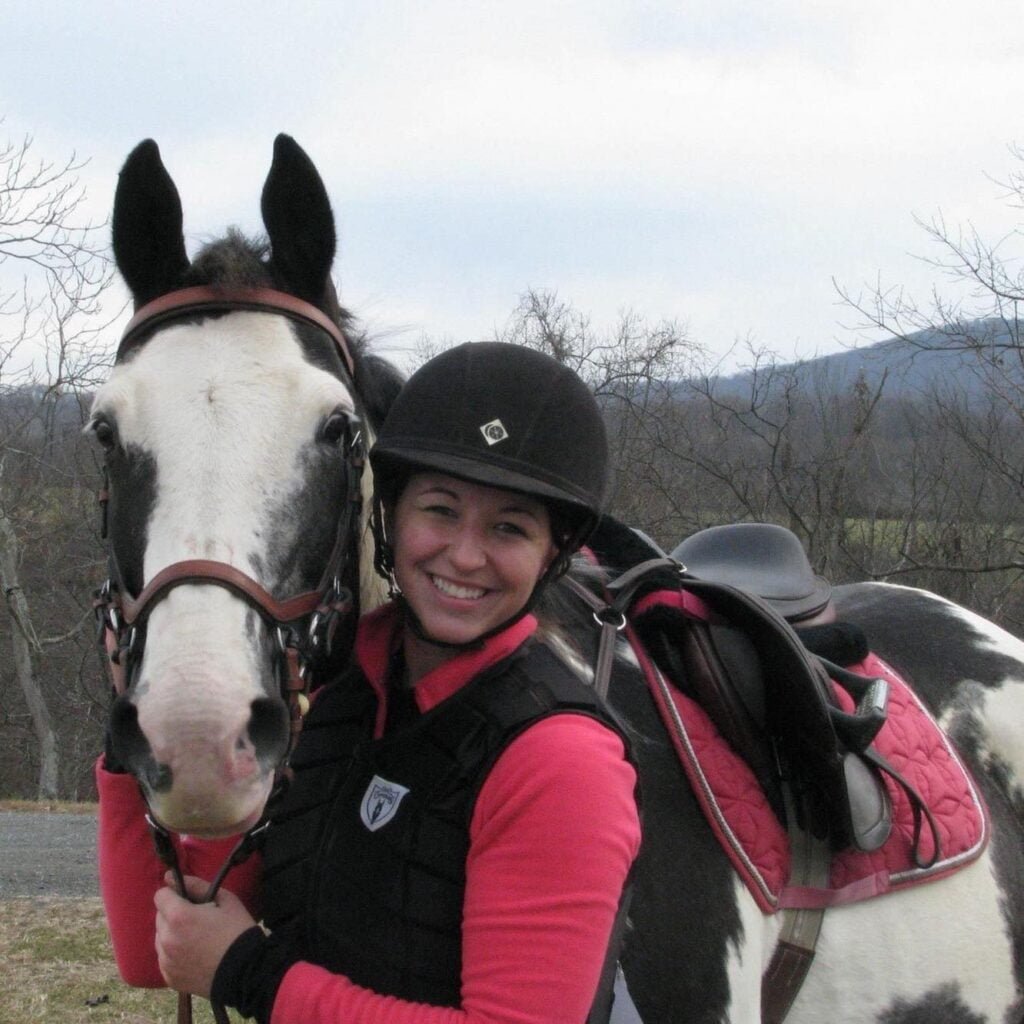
[97,342,641,1023]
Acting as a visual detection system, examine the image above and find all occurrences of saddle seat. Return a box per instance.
[672,522,832,624]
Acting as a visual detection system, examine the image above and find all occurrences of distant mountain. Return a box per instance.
[708,318,1023,401]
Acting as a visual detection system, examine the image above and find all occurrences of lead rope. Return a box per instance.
[147,814,271,1024]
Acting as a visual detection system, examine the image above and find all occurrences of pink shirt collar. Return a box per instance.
[355,603,539,737]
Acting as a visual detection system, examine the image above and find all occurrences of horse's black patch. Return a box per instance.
[185,230,272,291]
[112,140,190,306]
[875,981,987,1023]
[264,440,349,597]
[833,583,1023,715]
[105,443,157,597]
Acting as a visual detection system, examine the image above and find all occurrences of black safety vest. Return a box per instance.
[259,637,633,1010]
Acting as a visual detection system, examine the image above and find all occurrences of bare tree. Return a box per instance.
[0,127,118,799]
[494,289,701,541]
[650,344,890,573]
[833,146,1024,625]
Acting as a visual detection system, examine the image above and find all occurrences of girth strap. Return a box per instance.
[761,814,829,1024]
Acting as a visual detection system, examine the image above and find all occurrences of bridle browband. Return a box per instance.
[117,284,356,378]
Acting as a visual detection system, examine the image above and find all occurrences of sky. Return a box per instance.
[3,0,1023,373]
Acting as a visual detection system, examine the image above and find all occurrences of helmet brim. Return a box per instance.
[371,447,596,517]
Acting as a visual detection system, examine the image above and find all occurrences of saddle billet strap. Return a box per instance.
[762,797,830,1024]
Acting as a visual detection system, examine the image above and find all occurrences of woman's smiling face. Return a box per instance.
[390,471,557,661]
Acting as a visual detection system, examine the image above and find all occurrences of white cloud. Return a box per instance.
[2,0,1022,362]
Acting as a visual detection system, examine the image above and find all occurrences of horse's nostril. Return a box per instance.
[107,696,171,791]
[109,696,149,768]
[142,760,173,793]
[248,697,290,769]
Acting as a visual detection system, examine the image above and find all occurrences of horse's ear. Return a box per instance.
[111,140,190,307]
[261,134,336,306]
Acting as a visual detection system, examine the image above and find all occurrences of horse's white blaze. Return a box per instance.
[94,313,360,833]
[789,851,1016,1022]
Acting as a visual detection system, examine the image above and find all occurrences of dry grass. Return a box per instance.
[0,898,240,1024]
[0,800,97,815]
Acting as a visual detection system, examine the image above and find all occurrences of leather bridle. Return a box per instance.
[95,286,364,713]
[93,288,367,1024]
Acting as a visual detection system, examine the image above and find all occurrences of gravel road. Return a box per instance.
[0,810,99,897]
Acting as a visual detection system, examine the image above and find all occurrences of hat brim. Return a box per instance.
[372,448,594,513]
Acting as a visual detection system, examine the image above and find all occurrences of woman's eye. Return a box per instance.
[497,521,528,537]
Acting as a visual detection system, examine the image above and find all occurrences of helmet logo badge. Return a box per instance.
[479,419,509,446]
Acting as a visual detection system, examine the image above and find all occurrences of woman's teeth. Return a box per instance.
[432,575,486,600]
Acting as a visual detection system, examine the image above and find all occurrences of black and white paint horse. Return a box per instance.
[93,137,1024,1023]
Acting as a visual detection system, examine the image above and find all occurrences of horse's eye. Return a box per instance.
[90,417,117,452]
[320,411,349,446]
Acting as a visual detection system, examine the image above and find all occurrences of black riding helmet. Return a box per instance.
[369,341,610,643]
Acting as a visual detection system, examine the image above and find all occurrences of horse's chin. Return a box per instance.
[178,806,266,840]
[145,780,273,839]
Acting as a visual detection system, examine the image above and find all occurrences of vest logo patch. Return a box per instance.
[360,775,410,832]
[479,418,509,445]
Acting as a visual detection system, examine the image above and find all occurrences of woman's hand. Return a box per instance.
[154,873,256,997]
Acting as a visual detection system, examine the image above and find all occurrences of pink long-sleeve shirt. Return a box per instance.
[98,606,641,1024]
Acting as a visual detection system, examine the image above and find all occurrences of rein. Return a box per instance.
[94,287,365,1024]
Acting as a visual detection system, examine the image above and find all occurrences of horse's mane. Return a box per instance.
[532,557,610,678]
[185,229,277,292]
[186,229,404,430]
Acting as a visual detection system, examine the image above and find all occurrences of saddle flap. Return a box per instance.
[635,578,893,851]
